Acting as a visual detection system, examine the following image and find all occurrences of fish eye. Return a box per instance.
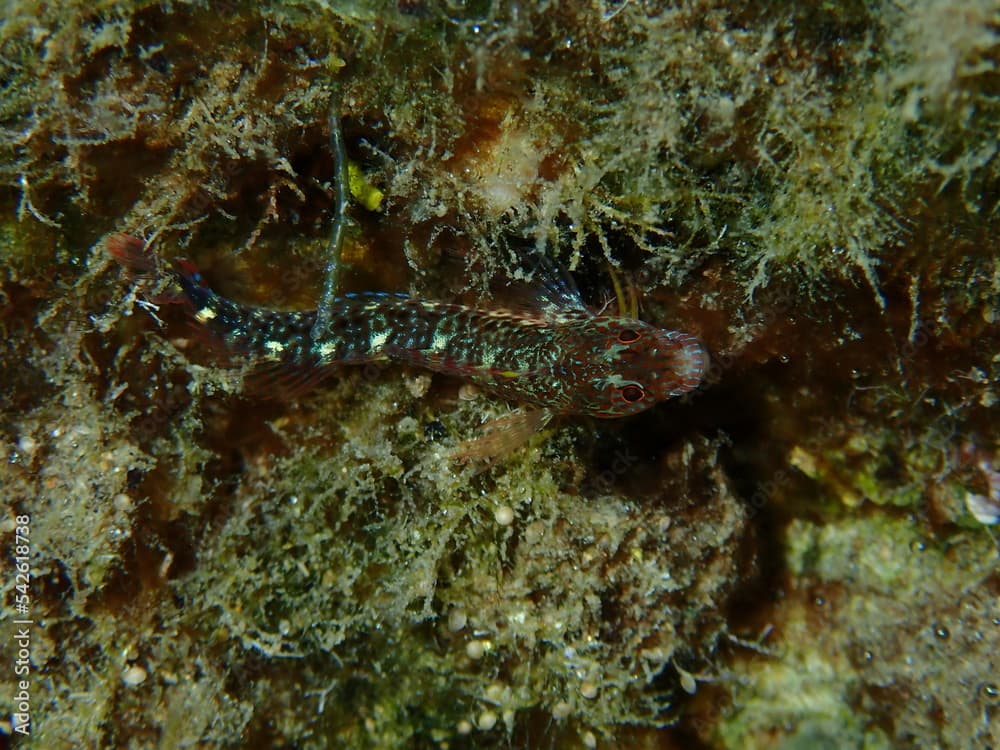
[620,384,645,403]
[617,329,640,344]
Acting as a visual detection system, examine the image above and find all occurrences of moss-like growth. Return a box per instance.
[1,1,997,748]
[178,381,747,745]
[715,515,997,750]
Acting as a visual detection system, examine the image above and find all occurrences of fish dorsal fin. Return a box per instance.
[494,252,590,320]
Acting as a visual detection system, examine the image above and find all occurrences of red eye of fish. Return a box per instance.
[620,384,645,403]
[617,329,640,344]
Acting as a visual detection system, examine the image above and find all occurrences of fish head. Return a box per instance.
[561,317,708,417]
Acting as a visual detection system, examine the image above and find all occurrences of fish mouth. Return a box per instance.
[664,331,708,395]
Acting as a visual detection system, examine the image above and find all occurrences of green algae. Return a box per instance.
[785,514,995,592]
[717,515,998,750]
[176,378,747,745]
[0,1,997,748]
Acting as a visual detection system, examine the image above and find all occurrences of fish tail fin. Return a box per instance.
[108,233,245,360]
[107,233,157,278]
[108,232,217,306]
[107,232,189,308]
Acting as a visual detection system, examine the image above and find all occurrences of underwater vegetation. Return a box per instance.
[0,1,997,748]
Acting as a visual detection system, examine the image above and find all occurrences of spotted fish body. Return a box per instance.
[175,266,707,419]
[111,233,705,434]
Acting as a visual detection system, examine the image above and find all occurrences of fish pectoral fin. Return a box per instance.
[451,407,554,462]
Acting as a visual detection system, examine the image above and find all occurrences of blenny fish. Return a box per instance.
[109,117,707,456]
